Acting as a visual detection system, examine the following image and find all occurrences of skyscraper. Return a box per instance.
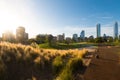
[96,23,101,38]
[73,34,78,42]
[114,22,118,39]
[80,30,85,40]
[16,26,28,43]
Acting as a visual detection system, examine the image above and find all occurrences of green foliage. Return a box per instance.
[28,38,36,44]
[39,42,95,49]
[52,56,64,74]
[39,43,54,49]
[95,37,104,43]
[47,34,54,46]
[107,37,113,42]
[67,58,83,73]
[35,34,55,47]
[36,34,47,44]
[55,57,84,80]
[56,68,73,80]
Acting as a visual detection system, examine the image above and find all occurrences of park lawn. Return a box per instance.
[39,42,96,49]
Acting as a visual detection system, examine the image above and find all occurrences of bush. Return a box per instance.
[0,42,87,80]
[67,58,83,73]
[56,68,73,80]
[0,59,6,80]
[55,57,83,80]
[52,56,64,75]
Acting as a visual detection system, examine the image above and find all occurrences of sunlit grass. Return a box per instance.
[0,42,88,80]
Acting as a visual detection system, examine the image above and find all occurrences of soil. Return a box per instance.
[84,46,120,80]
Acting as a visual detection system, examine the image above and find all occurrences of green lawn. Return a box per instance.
[39,42,97,49]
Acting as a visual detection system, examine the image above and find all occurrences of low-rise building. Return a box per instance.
[2,31,15,42]
[66,37,72,43]
[57,33,65,42]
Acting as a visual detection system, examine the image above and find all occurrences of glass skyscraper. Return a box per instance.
[96,23,101,38]
[114,22,118,39]
[80,30,85,39]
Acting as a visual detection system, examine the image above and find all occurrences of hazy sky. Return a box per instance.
[0,0,120,38]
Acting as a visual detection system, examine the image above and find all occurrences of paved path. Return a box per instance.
[83,55,93,66]
[74,46,96,80]
[79,46,97,52]
[82,46,97,66]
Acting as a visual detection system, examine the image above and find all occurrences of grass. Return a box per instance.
[56,68,73,80]
[55,57,83,80]
[39,43,53,49]
[39,42,97,49]
[52,56,64,75]
[0,42,88,80]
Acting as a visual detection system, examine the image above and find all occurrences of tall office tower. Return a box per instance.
[80,30,85,39]
[114,22,118,39]
[16,26,28,43]
[73,34,78,42]
[96,23,101,38]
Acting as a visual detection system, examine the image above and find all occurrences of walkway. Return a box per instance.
[84,46,120,80]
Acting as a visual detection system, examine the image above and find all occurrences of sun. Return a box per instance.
[0,5,14,32]
[0,12,20,35]
[0,0,36,38]
[0,1,25,36]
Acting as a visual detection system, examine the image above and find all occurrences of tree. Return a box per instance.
[36,34,47,44]
[28,38,36,44]
[95,37,104,43]
[107,37,113,43]
[47,35,54,46]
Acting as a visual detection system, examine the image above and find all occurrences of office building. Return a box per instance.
[72,34,78,42]
[16,26,28,43]
[66,37,72,43]
[57,33,65,42]
[114,22,118,39]
[96,23,101,38]
[80,30,85,40]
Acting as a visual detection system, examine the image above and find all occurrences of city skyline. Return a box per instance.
[0,22,119,39]
[0,0,120,38]
[0,22,120,38]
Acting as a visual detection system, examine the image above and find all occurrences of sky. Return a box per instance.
[0,0,120,38]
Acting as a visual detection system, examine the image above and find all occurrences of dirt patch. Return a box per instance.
[84,46,120,80]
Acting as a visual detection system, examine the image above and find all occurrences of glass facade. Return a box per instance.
[114,22,118,39]
[80,30,85,39]
[96,24,101,38]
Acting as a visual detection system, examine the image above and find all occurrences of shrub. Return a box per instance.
[68,58,83,73]
[0,42,87,80]
[52,56,64,74]
[55,68,73,80]
[0,59,6,80]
